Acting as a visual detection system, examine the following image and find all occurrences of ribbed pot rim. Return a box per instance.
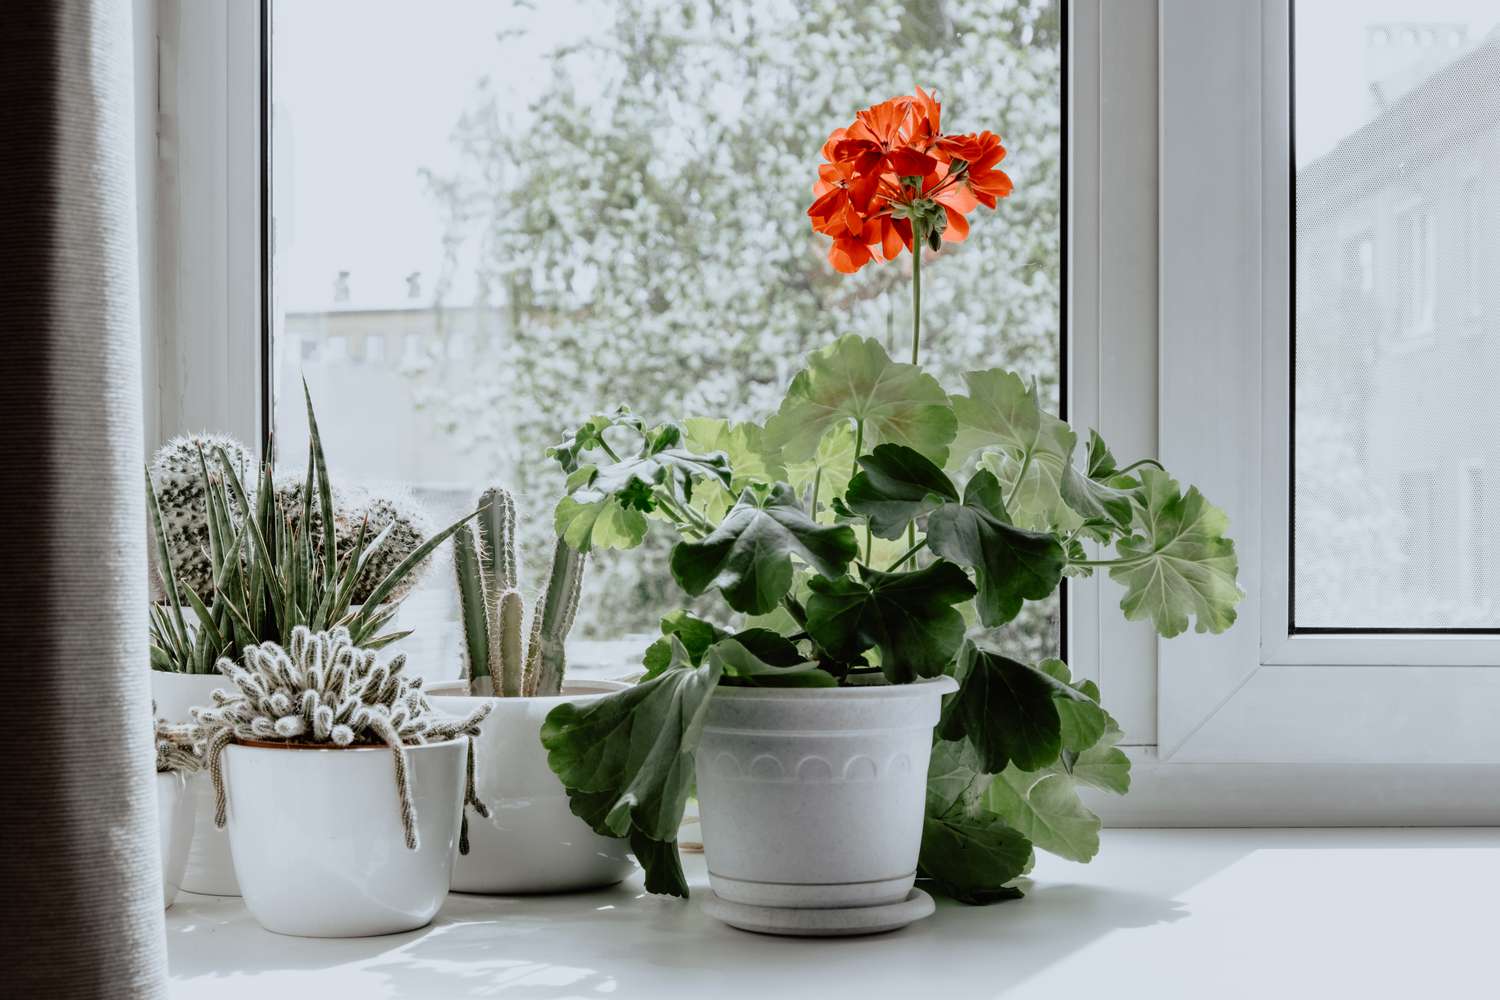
[228,735,466,753]
[427,678,630,706]
[712,675,958,700]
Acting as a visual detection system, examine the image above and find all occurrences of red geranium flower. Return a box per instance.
[807,88,1013,274]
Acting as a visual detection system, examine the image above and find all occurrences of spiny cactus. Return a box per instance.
[196,626,491,851]
[454,488,585,697]
[275,481,435,605]
[154,704,203,774]
[148,434,253,602]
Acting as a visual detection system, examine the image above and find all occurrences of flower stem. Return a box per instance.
[911,224,923,366]
[887,538,927,572]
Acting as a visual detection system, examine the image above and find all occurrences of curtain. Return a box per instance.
[0,2,166,998]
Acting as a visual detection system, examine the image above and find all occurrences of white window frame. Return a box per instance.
[154,0,1500,822]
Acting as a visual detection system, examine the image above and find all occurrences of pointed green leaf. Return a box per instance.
[670,483,857,614]
[805,562,976,683]
[926,471,1065,627]
[844,443,959,540]
[765,334,957,466]
[1111,468,1242,637]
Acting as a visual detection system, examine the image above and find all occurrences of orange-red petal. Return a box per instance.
[941,204,970,243]
[829,237,873,274]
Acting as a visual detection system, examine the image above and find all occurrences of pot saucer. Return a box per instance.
[702,888,934,937]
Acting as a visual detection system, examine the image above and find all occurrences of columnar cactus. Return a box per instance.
[148,434,253,601]
[454,487,585,698]
[195,626,491,850]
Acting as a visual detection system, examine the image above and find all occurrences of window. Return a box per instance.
[1463,176,1481,318]
[268,0,1064,678]
[1292,0,1499,631]
[1394,202,1435,338]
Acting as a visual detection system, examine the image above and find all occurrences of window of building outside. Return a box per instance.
[1293,0,1500,631]
[269,0,1064,679]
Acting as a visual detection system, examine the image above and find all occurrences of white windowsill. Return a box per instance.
[166,828,1494,998]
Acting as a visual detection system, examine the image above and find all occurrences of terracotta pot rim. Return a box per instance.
[230,735,466,752]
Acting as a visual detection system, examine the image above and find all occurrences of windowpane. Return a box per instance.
[271,0,1063,675]
[1293,1,1500,629]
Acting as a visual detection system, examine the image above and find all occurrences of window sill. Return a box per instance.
[165,828,1493,997]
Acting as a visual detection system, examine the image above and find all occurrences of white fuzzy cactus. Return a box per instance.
[153,704,203,774]
[196,626,490,850]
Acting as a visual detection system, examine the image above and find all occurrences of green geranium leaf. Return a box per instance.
[765,334,957,467]
[549,408,647,473]
[1111,468,1243,637]
[573,444,731,506]
[805,562,976,683]
[926,737,991,816]
[1036,658,1110,752]
[926,470,1065,627]
[683,417,787,488]
[540,637,722,898]
[939,642,1095,774]
[670,483,858,614]
[641,611,727,679]
[1071,724,1132,795]
[786,422,857,517]
[553,496,648,553]
[984,766,1101,864]
[951,369,1078,531]
[1060,456,1134,534]
[919,812,1030,904]
[712,636,835,688]
[844,443,959,540]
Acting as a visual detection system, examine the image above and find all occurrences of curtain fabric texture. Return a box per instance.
[0,2,165,998]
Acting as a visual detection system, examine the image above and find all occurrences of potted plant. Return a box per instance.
[539,88,1243,935]
[145,384,467,895]
[426,487,635,893]
[153,707,200,910]
[195,626,490,937]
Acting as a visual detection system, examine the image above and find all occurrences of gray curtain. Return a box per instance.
[0,2,166,998]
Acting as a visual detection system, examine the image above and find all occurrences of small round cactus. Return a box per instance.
[275,481,435,605]
[148,434,254,601]
[195,626,490,850]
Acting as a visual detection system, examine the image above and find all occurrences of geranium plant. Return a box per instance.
[540,89,1242,901]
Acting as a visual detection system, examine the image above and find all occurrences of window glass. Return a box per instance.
[1294,0,1500,629]
[272,0,1063,675]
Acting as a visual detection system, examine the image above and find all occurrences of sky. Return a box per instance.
[1296,0,1500,163]
[272,1,1500,311]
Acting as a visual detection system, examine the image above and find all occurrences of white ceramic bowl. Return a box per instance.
[695,676,958,909]
[151,669,239,896]
[221,736,467,937]
[429,681,637,894]
[155,770,195,909]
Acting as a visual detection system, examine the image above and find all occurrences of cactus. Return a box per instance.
[195,626,491,851]
[454,488,586,698]
[148,434,253,602]
[154,704,203,774]
[146,383,476,663]
[276,482,436,605]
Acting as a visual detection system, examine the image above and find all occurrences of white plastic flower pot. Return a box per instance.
[156,770,195,910]
[221,736,468,937]
[429,681,636,894]
[695,675,958,910]
[151,669,239,896]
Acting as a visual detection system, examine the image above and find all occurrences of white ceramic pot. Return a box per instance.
[151,669,239,896]
[695,676,958,909]
[429,681,636,893]
[221,736,467,937]
[155,770,195,909]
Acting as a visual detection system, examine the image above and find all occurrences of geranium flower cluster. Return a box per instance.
[807,87,1013,274]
